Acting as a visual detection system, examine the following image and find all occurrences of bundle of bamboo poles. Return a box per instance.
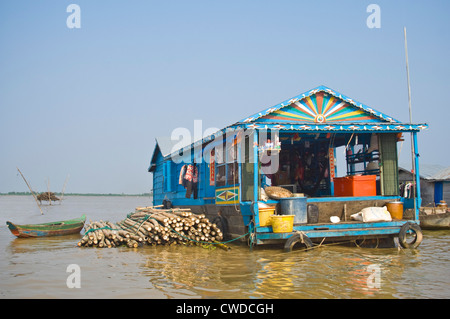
[77,206,225,249]
[37,192,60,202]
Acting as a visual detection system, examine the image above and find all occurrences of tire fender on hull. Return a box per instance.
[284,232,313,252]
[398,222,423,249]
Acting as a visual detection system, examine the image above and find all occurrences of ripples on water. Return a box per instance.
[1,196,449,299]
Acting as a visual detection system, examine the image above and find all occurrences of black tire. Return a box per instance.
[211,215,229,240]
[398,222,423,249]
[284,232,313,252]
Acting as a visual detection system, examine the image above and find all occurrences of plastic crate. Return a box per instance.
[334,175,376,197]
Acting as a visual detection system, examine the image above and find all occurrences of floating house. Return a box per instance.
[148,86,428,250]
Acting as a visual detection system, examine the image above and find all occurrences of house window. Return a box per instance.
[215,138,238,187]
[216,165,226,187]
[227,163,238,185]
[163,161,176,192]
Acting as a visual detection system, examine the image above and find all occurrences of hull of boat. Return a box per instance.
[6,215,86,238]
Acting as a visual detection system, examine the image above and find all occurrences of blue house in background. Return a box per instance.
[148,86,428,249]
[432,168,450,204]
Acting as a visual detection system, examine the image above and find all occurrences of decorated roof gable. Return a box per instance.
[241,86,400,124]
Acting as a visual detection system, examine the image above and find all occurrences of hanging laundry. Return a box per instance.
[179,165,188,188]
[185,164,199,199]
[400,182,414,199]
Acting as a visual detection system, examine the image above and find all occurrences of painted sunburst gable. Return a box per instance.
[239,86,400,124]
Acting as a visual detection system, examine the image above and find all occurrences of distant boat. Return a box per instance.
[6,215,86,238]
[419,208,450,230]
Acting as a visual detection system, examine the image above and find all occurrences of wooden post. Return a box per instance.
[47,178,52,206]
[60,174,69,202]
[17,167,44,215]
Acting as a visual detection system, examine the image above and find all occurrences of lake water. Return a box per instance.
[1,195,449,299]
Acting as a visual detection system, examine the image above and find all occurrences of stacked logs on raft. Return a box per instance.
[77,206,224,249]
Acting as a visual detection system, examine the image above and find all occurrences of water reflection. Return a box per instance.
[135,244,409,299]
[7,234,82,254]
[140,245,258,298]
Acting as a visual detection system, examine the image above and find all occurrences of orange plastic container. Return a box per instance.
[386,201,403,220]
[334,175,376,197]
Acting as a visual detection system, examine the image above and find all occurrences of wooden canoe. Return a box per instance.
[6,215,86,238]
[420,211,450,230]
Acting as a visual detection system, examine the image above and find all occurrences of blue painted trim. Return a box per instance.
[256,225,404,241]
[257,220,406,233]
[256,220,409,242]
[242,122,427,132]
[307,195,400,203]
[253,130,259,225]
[413,132,421,221]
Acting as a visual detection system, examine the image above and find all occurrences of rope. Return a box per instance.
[83,214,152,236]
[294,230,307,244]
[84,226,121,235]
[165,224,251,246]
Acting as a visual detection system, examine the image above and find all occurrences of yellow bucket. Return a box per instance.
[259,208,275,227]
[271,215,295,233]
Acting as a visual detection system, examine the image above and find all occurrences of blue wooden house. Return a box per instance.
[148,85,428,250]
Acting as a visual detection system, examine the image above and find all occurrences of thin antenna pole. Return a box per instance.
[404,27,413,124]
[404,27,417,216]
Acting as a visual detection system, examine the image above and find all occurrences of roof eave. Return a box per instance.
[238,122,428,132]
[239,85,402,124]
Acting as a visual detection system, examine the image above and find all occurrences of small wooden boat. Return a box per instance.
[6,215,86,238]
[419,208,450,230]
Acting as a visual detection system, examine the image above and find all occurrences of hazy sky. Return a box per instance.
[1,0,449,194]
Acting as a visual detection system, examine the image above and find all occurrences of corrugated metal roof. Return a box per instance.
[399,163,450,181]
[419,164,446,179]
[431,167,450,181]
